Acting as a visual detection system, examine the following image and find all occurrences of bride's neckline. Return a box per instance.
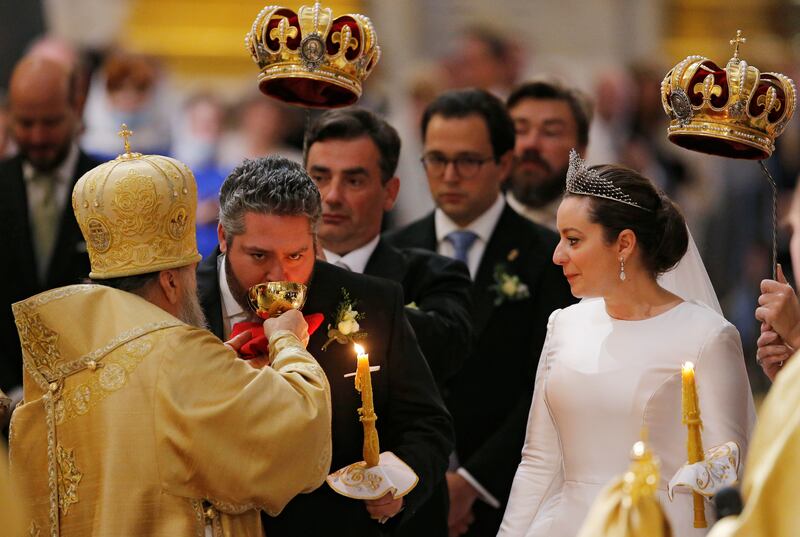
[604,299,688,322]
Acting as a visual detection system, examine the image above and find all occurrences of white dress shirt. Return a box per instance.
[435,194,505,508]
[323,234,380,275]
[217,254,256,339]
[22,144,80,276]
[22,144,79,217]
[435,193,505,279]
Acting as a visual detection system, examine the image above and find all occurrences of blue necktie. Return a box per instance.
[446,230,478,265]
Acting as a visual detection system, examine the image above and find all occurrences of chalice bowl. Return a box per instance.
[247,281,308,319]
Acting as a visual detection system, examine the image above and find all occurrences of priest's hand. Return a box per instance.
[264,309,309,347]
[364,491,403,521]
[757,322,791,381]
[756,264,800,350]
[447,471,478,536]
[224,330,253,354]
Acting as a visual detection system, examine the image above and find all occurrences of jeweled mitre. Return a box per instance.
[72,135,201,279]
[661,30,796,160]
[245,1,381,108]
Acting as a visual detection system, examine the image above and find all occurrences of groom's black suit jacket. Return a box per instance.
[362,239,472,537]
[385,204,576,536]
[0,151,100,393]
[197,255,454,536]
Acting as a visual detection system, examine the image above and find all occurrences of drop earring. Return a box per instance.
[619,257,626,281]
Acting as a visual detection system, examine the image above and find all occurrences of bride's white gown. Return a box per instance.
[498,299,756,537]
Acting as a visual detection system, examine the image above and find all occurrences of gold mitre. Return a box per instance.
[661,30,796,160]
[245,1,380,108]
[72,125,201,279]
[577,439,672,537]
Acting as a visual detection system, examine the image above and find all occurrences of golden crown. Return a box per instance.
[245,1,381,108]
[72,125,202,279]
[661,30,796,160]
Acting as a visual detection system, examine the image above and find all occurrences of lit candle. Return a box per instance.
[681,361,706,528]
[354,344,380,467]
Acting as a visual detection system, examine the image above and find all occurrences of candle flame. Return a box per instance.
[354,343,365,355]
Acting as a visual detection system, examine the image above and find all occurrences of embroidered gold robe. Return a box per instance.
[9,284,332,536]
[707,349,800,537]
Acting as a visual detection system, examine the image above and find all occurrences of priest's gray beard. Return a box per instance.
[177,272,208,329]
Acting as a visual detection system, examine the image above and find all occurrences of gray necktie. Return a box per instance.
[446,230,479,265]
[31,172,59,280]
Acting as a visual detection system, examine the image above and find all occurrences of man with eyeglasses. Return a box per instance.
[386,88,575,537]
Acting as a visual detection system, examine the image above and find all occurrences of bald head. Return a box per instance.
[9,56,79,171]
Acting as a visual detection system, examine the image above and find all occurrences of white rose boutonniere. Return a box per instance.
[489,249,530,306]
[322,288,367,350]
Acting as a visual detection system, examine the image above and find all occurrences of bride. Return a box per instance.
[497,152,755,537]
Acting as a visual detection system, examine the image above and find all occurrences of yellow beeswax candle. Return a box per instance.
[681,361,706,528]
[354,344,380,467]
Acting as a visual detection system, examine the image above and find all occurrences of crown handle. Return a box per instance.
[730,30,746,61]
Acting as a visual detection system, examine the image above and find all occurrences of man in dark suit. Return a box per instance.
[303,108,473,536]
[0,56,99,395]
[196,156,453,536]
[304,108,472,388]
[385,88,576,537]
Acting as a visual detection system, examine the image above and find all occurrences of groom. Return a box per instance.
[197,156,453,536]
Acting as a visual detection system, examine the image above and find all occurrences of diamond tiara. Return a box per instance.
[565,149,652,212]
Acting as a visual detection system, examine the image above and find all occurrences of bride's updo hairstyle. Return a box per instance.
[576,164,688,277]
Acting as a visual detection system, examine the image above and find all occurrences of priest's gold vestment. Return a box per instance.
[708,349,800,537]
[9,284,332,536]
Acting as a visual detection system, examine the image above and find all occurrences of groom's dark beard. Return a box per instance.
[223,254,317,315]
[225,254,255,315]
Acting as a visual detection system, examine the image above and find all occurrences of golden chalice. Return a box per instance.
[247,281,308,319]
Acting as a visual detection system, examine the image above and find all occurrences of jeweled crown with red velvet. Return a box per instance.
[661,30,796,160]
[245,1,380,108]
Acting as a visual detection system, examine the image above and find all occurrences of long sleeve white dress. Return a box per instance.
[498,299,756,537]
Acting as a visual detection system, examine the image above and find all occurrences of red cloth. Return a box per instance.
[230,313,324,358]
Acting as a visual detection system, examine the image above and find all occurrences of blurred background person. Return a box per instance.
[173,92,229,258]
[445,25,523,99]
[505,78,593,230]
[0,55,99,411]
[81,50,172,159]
[218,93,303,171]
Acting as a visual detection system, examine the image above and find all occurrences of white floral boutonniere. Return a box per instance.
[489,249,530,306]
[322,288,368,350]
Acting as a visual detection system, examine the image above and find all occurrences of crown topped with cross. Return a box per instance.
[245,1,381,108]
[661,30,796,160]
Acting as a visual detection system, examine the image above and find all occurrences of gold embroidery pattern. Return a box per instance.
[332,462,384,491]
[28,520,40,537]
[190,500,206,537]
[57,337,155,424]
[112,172,161,238]
[11,285,93,314]
[15,311,62,382]
[44,391,59,537]
[56,444,82,516]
